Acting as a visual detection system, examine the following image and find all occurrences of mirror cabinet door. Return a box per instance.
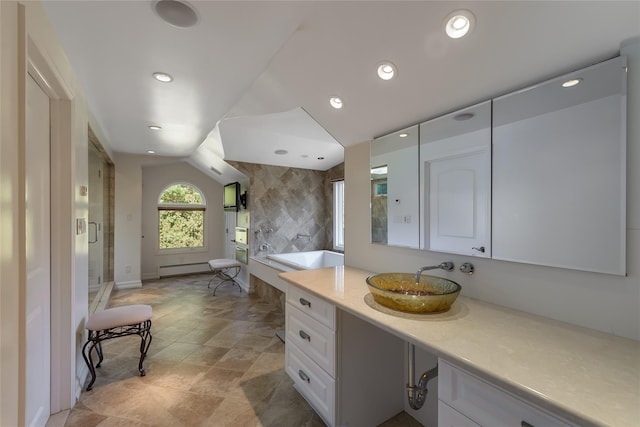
[419,101,492,256]
[492,56,627,274]
[371,125,420,248]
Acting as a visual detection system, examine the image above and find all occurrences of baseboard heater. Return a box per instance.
[158,262,210,278]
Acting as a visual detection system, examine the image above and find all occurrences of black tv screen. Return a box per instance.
[224,182,240,211]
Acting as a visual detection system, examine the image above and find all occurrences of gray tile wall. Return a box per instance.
[230,162,344,256]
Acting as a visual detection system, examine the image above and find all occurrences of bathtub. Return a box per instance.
[267,250,344,271]
[249,250,344,293]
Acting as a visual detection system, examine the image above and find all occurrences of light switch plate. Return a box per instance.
[76,218,86,235]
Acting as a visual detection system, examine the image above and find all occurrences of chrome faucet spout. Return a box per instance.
[415,262,454,282]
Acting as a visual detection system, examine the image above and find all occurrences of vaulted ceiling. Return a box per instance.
[41,1,639,183]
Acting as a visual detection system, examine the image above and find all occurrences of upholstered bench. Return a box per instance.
[82,304,152,391]
[208,258,242,296]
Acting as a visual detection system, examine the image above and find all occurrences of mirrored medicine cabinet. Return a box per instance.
[370,56,627,275]
[371,125,419,248]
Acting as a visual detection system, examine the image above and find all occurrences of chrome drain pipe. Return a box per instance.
[407,342,438,410]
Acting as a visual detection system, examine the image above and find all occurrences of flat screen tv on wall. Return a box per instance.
[224,182,240,211]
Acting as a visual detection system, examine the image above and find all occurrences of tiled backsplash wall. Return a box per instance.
[230,161,344,256]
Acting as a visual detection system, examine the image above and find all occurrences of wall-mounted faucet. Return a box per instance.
[460,262,474,275]
[415,261,454,282]
[259,243,271,252]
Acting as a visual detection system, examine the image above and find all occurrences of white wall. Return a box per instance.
[0,0,103,422]
[141,161,225,279]
[0,4,22,424]
[345,39,640,343]
[114,153,143,288]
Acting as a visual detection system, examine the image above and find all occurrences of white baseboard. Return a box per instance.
[115,280,142,290]
[158,263,210,277]
[75,363,89,402]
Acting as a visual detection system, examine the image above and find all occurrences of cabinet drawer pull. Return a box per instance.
[299,297,311,307]
[299,330,311,341]
[521,421,534,427]
[298,369,310,383]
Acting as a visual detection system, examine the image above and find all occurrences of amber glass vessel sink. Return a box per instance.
[366,273,461,313]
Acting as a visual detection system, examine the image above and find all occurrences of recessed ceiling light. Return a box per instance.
[453,112,475,121]
[562,78,583,88]
[377,62,397,80]
[329,96,343,109]
[274,149,288,155]
[444,10,475,39]
[146,150,156,154]
[153,72,173,83]
[399,133,409,138]
[153,0,199,28]
[148,125,162,130]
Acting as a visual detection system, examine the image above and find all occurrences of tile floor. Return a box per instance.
[65,274,422,426]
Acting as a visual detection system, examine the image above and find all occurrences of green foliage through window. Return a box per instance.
[158,183,205,250]
[159,184,203,204]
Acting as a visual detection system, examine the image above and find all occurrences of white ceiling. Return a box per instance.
[41,1,639,184]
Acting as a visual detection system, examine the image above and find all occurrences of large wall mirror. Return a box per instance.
[492,56,627,275]
[371,56,627,275]
[370,125,419,248]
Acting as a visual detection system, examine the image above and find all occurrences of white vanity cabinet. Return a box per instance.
[438,360,574,427]
[285,284,337,424]
[285,284,405,427]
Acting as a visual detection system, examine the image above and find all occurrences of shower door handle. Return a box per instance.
[88,222,98,244]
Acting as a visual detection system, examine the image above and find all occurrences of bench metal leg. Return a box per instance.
[138,319,153,376]
[82,320,153,391]
[208,266,241,296]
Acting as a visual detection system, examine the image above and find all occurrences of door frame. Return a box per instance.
[26,30,76,417]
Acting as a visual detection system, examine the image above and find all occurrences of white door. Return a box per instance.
[25,74,51,426]
[88,144,103,292]
[428,149,490,257]
[224,211,236,260]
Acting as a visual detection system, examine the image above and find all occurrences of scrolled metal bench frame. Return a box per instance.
[207,259,242,296]
[82,318,152,391]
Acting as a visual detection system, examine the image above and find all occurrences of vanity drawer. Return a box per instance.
[286,341,335,425]
[439,360,572,427]
[286,304,336,376]
[438,401,480,427]
[287,284,336,329]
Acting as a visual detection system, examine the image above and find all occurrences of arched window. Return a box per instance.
[158,183,206,250]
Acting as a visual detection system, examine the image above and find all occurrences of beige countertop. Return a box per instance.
[279,266,640,427]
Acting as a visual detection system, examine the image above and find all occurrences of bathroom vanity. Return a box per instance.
[279,266,640,427]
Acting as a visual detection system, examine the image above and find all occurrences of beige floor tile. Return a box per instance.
[151,341,200,362]
[66,274,421,427]
[247,351,285,374]
[187,366,245,397]
[214,347,262,371]
[181,345,230,366]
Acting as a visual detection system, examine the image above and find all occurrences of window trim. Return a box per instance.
[333,179,345,251]
[157,182,207,252]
